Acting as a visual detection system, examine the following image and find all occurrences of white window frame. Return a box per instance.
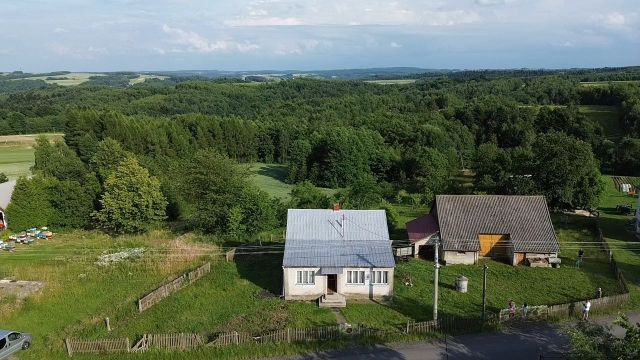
[371,270,389,285]
[296,270,315,285]
[346,270,365,285]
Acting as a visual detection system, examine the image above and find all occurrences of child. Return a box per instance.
[508,300,516,319]
[522,303,529,320]
[582,300,591,320]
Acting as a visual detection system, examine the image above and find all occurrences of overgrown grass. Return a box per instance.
[580,105,623,139]
[597,176,640,308]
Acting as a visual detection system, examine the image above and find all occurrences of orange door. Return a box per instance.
[479,234,494,256]
[479,234,510,257]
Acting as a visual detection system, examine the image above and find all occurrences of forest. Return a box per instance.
[1,67,639,239]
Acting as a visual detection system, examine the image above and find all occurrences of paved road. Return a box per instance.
[270,312,640,360]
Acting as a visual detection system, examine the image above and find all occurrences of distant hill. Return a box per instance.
[145,67,451,80]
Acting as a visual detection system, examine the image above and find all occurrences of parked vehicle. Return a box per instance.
[0,330,32,359]
[616,204,633,215]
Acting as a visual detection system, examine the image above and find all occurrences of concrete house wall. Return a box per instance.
[283,267,394,301]
[442,250,478,265]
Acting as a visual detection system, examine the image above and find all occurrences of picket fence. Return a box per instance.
[65,338,130,356]
[499,222,631,323]
[64,316,485,356]
[137,262,211,312]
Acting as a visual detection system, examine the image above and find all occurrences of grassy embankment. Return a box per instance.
[597,176,640,308]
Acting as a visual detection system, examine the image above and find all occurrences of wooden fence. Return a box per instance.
[65,338,130,357]
[65,317,487,357]
[499,221,630,323]
[137,262,211,312]
[131,333,205,352]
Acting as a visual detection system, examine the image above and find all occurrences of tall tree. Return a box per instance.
[532,132,603,209]
[5,177,54,230]
[94,157,167,234]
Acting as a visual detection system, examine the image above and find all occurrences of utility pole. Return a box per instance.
[434,239,440,322]
[482,264,488,325]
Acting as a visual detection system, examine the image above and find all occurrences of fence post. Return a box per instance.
[235,331,239,345]
[126,338,131,353]
[65,338,73,357]
[406,320,410,334]
[287,328,291,343]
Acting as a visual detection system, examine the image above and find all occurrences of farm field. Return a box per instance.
[580,80,640,87]
[17,72,105,86]
[597,175,640,307]
[128,74,169,85]
[364,79,417,85]
[0,133,63,179]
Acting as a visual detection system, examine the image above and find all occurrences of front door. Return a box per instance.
[327,275,337,294]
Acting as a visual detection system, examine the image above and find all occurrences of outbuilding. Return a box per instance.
[409,195,560,267]
[0,180,16,230]
[282,208,395,307]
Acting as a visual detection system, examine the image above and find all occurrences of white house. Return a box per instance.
[0,180,16,230]
[282,208,395,307]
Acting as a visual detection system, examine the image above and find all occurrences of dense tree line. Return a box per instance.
[2,67,640,235]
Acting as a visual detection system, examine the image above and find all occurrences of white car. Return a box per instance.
[0,330,32,360]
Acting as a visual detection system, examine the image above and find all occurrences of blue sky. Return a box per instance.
[1,0,638,72]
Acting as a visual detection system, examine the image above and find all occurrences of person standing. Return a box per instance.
[576,249,585,268]
[596,287,602,298]
[508,300,516,319]
[522,303,529,320]
[582,300,591,320]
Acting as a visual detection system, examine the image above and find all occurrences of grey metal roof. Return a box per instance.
[0,180,16,211]
[435,195,560,253]
[283,209,395,268]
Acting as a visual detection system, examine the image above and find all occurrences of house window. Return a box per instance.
[296,270,315,285]
[371,271,389,284]
[347,270,365,284]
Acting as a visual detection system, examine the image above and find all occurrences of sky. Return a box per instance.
[0,0,638,72]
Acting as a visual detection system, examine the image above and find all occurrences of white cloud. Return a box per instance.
[475,0,512,6]
[88,46,108,54]
[225,17,304,27]
[390,41,402,48]
[161,24,260,53]
[423,10,481,26]
[53,27,69,33]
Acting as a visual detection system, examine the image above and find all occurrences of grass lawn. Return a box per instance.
[597,176,640,307]
[0,231,335,359]
[0,133,64,179]
[342,214,625,326]
[248,163,336,201]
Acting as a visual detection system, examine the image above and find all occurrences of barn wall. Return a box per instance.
[442,250,477,265]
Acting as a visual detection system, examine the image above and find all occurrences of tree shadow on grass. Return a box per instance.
[256,164,289,183]
[234,250,283,296]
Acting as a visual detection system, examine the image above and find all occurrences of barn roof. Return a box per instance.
[406,214,439,244]
[435,195,559,253]
[283,209,395,268]
[0,180,17,211]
